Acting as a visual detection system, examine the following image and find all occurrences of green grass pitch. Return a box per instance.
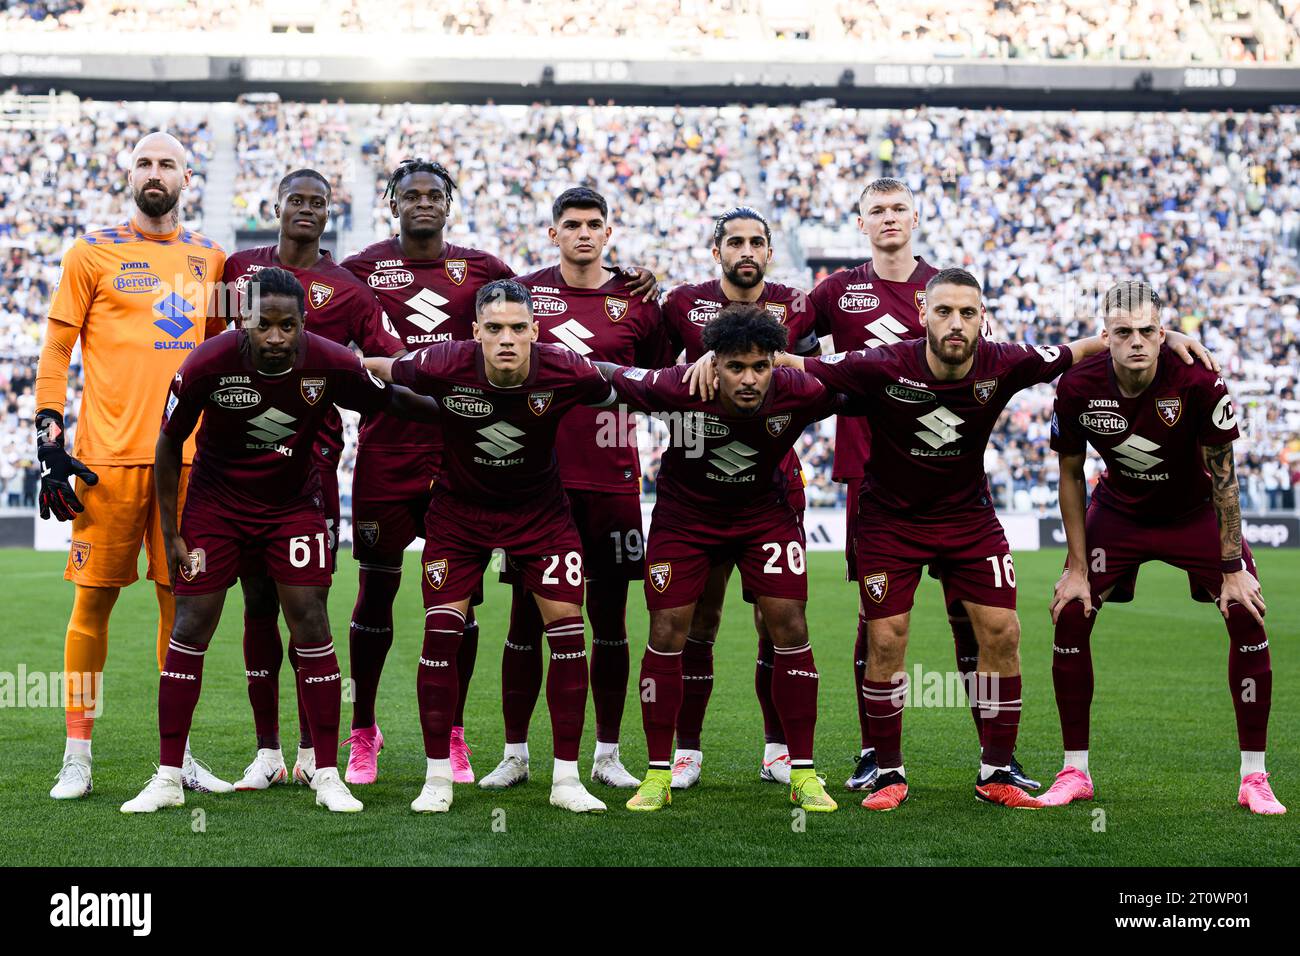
[1,547,1295,867]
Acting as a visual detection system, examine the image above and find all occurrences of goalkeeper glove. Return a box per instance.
[36,409,98,522]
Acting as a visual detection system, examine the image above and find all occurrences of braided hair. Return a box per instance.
[385,158,458,205]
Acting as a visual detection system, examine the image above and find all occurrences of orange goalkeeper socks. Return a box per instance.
[63,584,120,739]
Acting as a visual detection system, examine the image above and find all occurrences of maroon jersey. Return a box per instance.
[810,257,940,480]
[662,279,819,363]
[388,340,616,505]
[518,265,666,494]
[1051,345,1239,524]
[343,239,515,454]
[611,364,846,522]
[163,330,391,517]
[805,338,1074,518]
[220,245,405,466]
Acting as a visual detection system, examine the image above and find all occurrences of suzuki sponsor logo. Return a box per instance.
[550,318,595,355]
[914,406,964,450]
[1113,433,1163,473]
[708,440,759,477]
[475,421,526,459]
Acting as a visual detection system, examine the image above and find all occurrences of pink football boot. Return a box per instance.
[343,724,384,785]
[1037,766,1095,807]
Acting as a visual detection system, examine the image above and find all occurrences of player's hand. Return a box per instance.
[362,356,395,383]
[1219,568,1266,625]
[772,351,799,368]
[1050,568,1093,624]
[35,410,98,522]
[167,534,196,585]
[684,351,718,400]
[622,267,659,303]
[1167,331,1220,373]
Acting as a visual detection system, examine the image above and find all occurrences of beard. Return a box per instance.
[927,327,977,366]
[723,259,765,289]
[134,181,180,219]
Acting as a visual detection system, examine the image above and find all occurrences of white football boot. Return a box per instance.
[121,768,185,813]
[234,748,289,791]
[181,753,234,794]
[590,746,641,788]
[50,753,93,800]
[411,776,454,813]
[670,749,702,789]
[313,767,363,812]
[479,755,530,790]
[292,747,317,789]
[550,777,607,813]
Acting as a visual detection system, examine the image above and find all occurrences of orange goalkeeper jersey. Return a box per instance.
[38,221,227,466]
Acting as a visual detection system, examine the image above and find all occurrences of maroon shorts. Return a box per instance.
[843,476,863,581]
[177,495,332,595]
[644,500,807,611]
[237,449,339,580]
[855,504,1016,620]
[564,488,645,582]
[422,488,585,606]
[1077,501,1259,606]
[351,445,439,566]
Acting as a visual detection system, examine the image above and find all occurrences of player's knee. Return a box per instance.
[240,574,279,619]
[689,602,723,639]
[170,604,214,648]
[649,611,688,653]
[978,617,1021,659]
[285,601,330,645]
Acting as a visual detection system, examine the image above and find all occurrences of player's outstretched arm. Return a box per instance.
[1203,440,1266,624]
[362,356,395,383]
[154,430,192,585]
[384,385,442,423]
[1050,451,1093,623]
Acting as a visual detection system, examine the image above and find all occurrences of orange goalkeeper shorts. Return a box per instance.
[63,464,191,588]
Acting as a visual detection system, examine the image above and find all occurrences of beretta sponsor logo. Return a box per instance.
[113,271,161,294]
[368,269,415,291]
[886,382,935,403]
[210,386,262,409]
[531,294,568,317]
[837,291,879,312]
[1079,410,1128,434]
[442,395,494,418]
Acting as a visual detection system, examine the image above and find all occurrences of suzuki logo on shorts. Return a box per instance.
[1113,433,1163,472]
[914,407,964,449]
[475,421,525,458]
[247,407,297,444]
[708,441,758,476]
[402,288,451,333]
[550,318,596,355]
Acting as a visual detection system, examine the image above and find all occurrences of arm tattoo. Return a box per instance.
[1203,441,1242,562]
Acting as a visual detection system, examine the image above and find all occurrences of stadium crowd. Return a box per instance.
[2,97,1298,514]
[3,0,1298,62]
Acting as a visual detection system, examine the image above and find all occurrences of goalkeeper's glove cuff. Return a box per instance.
[35,408,66,448]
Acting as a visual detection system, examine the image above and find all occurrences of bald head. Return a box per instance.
[129,130,191,224]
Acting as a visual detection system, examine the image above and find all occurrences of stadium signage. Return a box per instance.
[532,294,568,317]
[113,271,161,294]
[838,292,879,313]
[210,386,262,410]
[441,395,494,418]
[368,269,414,291]
[1243,519,1292,548]
[1080,411,1128,434]
[886,383,935,404]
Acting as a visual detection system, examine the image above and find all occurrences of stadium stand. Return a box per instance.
[3,1,1298,62]
[2,96,1296,513]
